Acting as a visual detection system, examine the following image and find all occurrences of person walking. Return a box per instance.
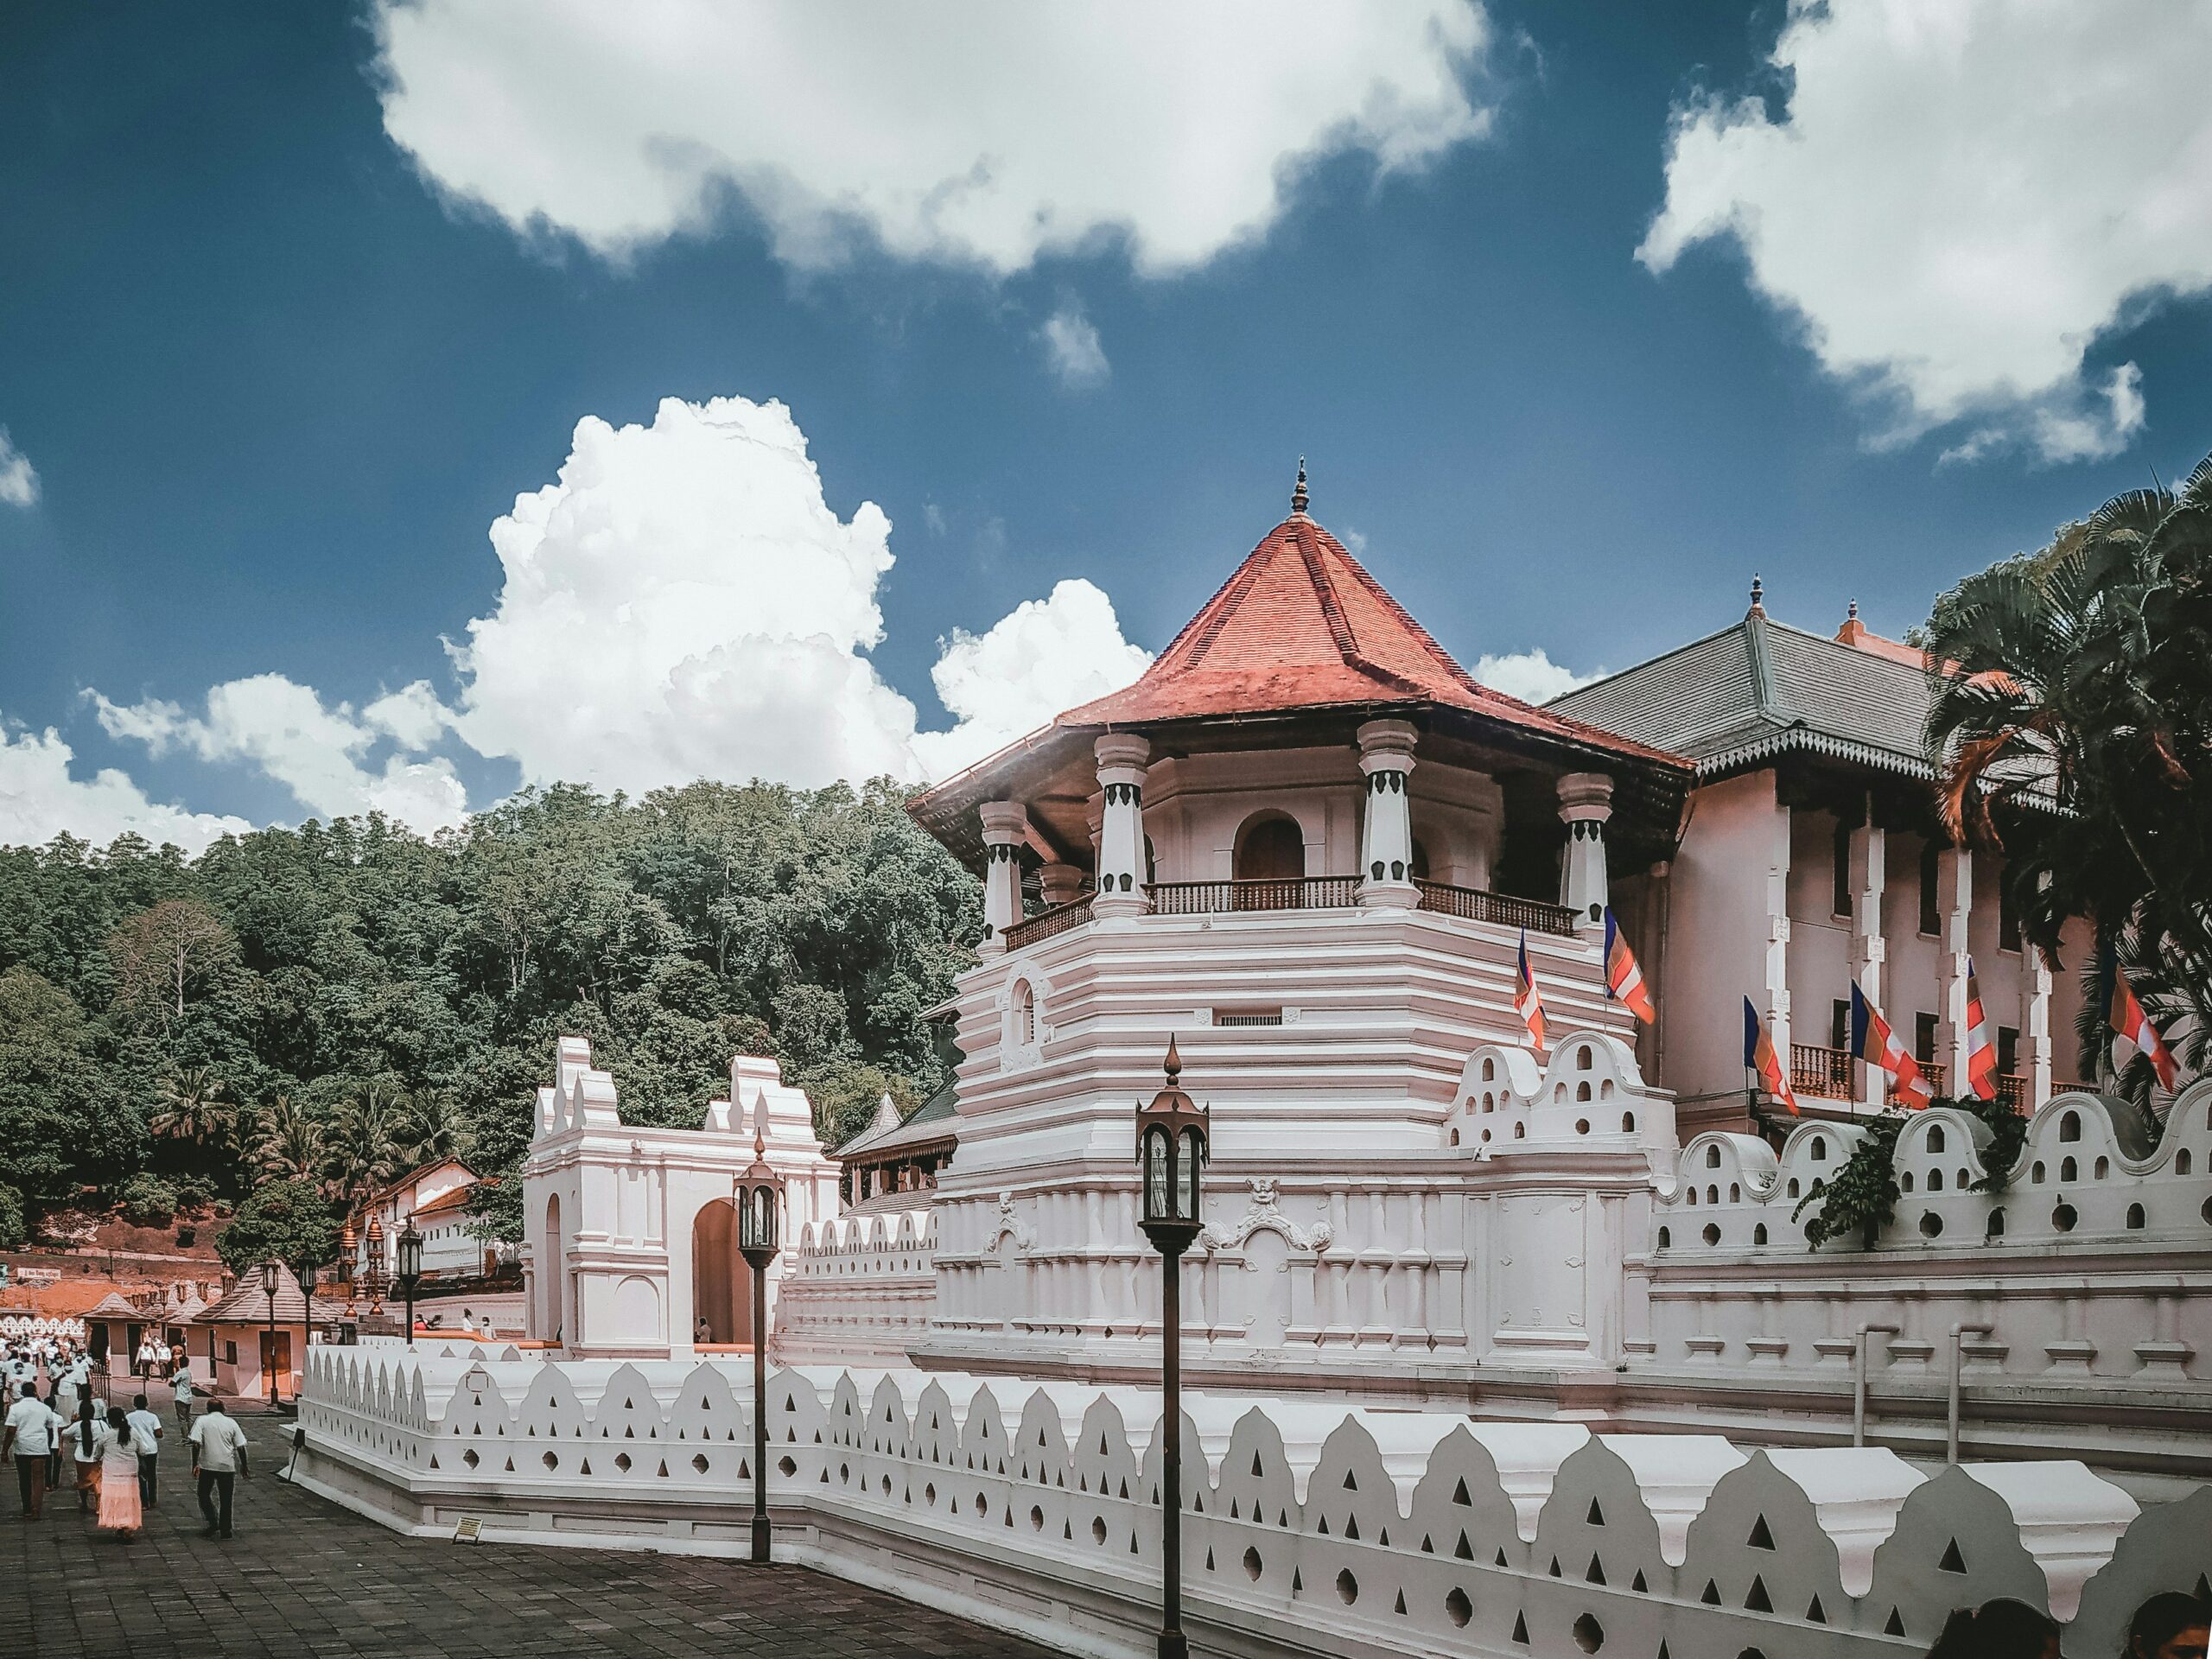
[170,1357,195,1428]
[188,1397,249,1539]
[69,1394,104,1513]
[125,1392,162,1507]
[95,1407,143,1541]
[3,1382,61,1519]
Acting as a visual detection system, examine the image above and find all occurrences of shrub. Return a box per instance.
[119,1173,180,1227]
[1792,1113,1905,1249]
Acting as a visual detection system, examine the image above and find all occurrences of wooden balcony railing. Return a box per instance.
[1996,1073,2028,1113]
[1918,1059,1948,1100]
[1146,875,1361,915]
[1792,1042,1853,1100]
[1001,894,1093,952]
[1414,880,1580,938]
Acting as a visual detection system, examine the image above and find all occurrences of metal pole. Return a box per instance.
[1948,1322,1993,1464]
[267,1291,281,1407]
[1853,1322,1898,1446]
[751,1257,770,1564]
[1159,1240,1187,1659]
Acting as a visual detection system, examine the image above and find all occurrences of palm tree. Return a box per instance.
[256,1095,325,1185]
[150,1066,229,1144]
[326,1079,411,1209]
[399,1087,472,1166]
[1925,449,2212,1091]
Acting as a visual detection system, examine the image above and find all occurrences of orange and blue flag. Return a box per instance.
[1742,997,1797,1114]
[1603,909,1656,1025]
[1851,982,1933,1109]
[1514,931,1547,1055]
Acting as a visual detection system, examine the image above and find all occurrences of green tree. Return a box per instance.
[1924,450,2212,1095]
[150,1065,229,1144]
[215,1177,339,1277]
[0,965,141,1214]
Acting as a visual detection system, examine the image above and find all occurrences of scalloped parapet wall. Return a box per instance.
[296,1343,2209,1659]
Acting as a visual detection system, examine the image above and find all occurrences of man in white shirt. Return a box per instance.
[125,1392,163,1506]
[188,1397,250,1538]
[3,1382,62,1519]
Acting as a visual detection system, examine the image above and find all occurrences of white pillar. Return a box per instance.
[1038,861,1085,907]
[1092,734,1150,918]
[1357,718,1419,910]
[1556,772,1615,931]
[1936,844,1973,1086]
[1764,797,1793,1058]
[978,801,1028,953]
[1849,808,1887,1109]
[2025,955,2054,1109]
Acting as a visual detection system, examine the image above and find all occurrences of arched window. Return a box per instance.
[1012,980,1037,1047]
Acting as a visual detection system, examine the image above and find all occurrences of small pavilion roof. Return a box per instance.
[194,1263,342,1327]
[834,1080,960,1163]
[911,494,1691,871]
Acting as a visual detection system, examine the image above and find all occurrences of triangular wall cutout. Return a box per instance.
[1885,1608,1908,1637]
[1938,1539,1967,1574]
[1510,1611,1529,1647]
[1807,1595,1827,1624]
[1747,1514,1775,1549]
[1586,1497,1605,1527]
[1746,1574,1773,1612]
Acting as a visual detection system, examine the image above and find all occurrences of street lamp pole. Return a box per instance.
[259,1261,282,1408]
[734,1125,785,1567]
[1135,1039,1208,1659]
[396,1220,423,1351]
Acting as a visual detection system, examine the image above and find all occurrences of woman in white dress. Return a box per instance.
[96,1406,143,1538]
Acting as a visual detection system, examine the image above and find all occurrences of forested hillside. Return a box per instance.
[0,779,979,1249]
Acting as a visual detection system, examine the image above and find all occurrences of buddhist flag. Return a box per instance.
[1514,931,1547,1055]
[1603,909,1656,1025]
[1743,997,1798,1115]
[1851,982,1933,1109]
[1962,957,1999,1103]
[2108,962,2181,1091]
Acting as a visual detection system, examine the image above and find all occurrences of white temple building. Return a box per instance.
[293,478,2212,1659]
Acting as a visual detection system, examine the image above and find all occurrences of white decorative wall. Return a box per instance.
[296,1343,2205,1659]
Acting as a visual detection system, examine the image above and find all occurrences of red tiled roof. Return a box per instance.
[410,1181,481,1219]
[1058,512,1669,760]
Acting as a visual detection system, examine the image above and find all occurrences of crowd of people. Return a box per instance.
[0,1334,250,1541]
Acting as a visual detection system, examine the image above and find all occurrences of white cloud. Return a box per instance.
[913,579,1153,779]
[1639,0,2212,463]
[0,429,38,508]
[448,394,1147,792]
[54,393,1151,846]
[0,718,249,853]
[1039,301,1109,389]
[1472,648,1599,705]
[92,675,470,833]
[373,0,1493,276]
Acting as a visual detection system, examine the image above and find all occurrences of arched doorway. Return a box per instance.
[542,1193,567,1343]
[690,1198,752,1346]
[1234,814,1305,909]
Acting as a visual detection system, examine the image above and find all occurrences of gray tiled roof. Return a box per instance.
[834,1077,959,1160]
[1551,611,1937,779]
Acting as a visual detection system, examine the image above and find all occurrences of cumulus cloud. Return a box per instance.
[1472,648,1599,705]
[1039,300,1109,389]
[373,0,1493,276]
[0,429,38,508]
[54,393,1151,849]
[448,395,1148,792]
[0,718,249,853]
[92,675,470,832]
[1638,0,2212,463]
[913,580,1153,779]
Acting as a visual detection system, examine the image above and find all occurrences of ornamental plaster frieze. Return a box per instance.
[1198,1179,1334,1255]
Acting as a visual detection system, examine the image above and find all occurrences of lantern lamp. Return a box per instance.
[733,1123,785,1565]
[1135,1037,1209,1242]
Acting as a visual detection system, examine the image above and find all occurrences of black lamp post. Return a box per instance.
[1135,1038,1208,1659]
[734,1128,784,1567]
[365,1214,386,1317]
[396,1220,423,1350]
[259,1261,282,1407]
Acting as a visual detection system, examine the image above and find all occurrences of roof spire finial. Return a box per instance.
[1748,573,1765,617]
[1847,598,1859,621]
[1291,456,1308,515]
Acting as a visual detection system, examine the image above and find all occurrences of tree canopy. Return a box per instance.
[1923,449,2212,1097]
[0,779,978,1244]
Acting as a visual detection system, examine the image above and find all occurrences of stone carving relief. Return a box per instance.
[1200,1179,1334,1254]
[985,1192,1036,1252]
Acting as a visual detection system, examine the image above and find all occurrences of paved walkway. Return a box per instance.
[1,1406,1058,1658]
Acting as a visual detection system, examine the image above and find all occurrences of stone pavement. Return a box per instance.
[0,1405,1060,1658]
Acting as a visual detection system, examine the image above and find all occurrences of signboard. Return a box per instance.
[454,1516,483,1544]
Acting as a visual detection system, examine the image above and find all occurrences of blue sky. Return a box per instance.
[2,1,2208,846]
